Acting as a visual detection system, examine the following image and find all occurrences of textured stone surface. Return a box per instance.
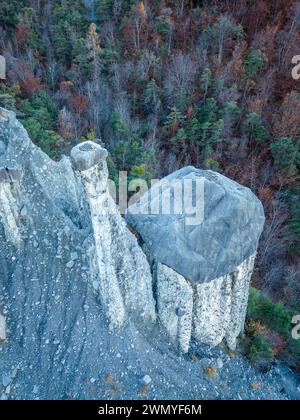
[156,263,193,353]
[70,141,108,172]
[126,166,265,283]
[0,164,23,183]
[156,255,255,353]
[192,254,256,350]
[0,141,6,156]
[0,108,156,398]
[0,314,6,341]
[225,254,256,350]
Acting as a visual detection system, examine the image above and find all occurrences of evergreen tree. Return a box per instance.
[20,91,58,130]
[212,76,224,98]
[51,0,89,65]
[287,187,300,256]
[244,49,266,81]
[222,101,241,123]
[143,80,161,114]
[242,112,269,142]
[72,38,94,80]
[198,98,218,125]
[164,106,185,131]
[211,119,224,144]
[0,0,28,28]
[271,137,300,176]
[185,117,202,142]
[170,127,187,153]
[22,118,60,157]
[200,15,243,64]
[200,68,212,99]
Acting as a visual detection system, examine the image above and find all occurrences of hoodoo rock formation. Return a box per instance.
[0,108,275,400]
[126,167,265,352]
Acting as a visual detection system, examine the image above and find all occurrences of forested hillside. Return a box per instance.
[0,0,299,324]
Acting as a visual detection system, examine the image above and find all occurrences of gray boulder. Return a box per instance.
[126,166,265,283]
[70,141,108,172]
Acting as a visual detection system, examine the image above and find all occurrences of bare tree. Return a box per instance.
[164,54,197,105]
[86,80,112,139]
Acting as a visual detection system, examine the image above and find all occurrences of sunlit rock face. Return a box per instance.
[126,167,265,352]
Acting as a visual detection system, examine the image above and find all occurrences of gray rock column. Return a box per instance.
[156,263,193,353]
[155,254,255,353]
[71,142,156,330]
[225,253,256,350]
[192,253,256,350]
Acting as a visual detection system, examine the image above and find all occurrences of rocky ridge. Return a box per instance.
[0,107,298,400]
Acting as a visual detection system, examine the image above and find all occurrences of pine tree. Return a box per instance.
[143,80,161,114]
[244,49,266,81]
[171,128,187,153]
[287,187,300,256]
[242,112,269,142]
[222,101,240,123]
[200,68,212,100]
[200,15,243,65]
[164,106,185,132]
[198,98,218,125]
[186,117,202,142]
[271,137,300,176]
[0,0,28,28]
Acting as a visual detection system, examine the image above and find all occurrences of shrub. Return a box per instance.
[204,366,217,377]
[246,288,300,360]
[22,118,59,157]
[247,288,292,337]
[246,320,267,336]
[287,187,300,256]
[248,336,273,362]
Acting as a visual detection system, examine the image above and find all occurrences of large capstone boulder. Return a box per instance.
[126,166,265,352]
[126,166,265,283]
